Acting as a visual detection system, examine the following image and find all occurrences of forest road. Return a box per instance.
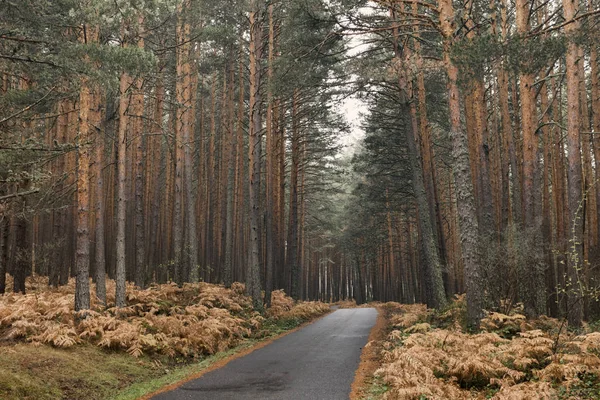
[151,307,378,400]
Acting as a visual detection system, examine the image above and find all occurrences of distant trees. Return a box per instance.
[2,0,600,330]
[0,0,348,310]
[342,0,600,327]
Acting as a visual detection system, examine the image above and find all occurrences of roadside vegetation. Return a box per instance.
[361,299,600,400]
[0,276,329,399]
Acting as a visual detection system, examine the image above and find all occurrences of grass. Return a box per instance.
[0,314,320,400]
[112,339,259,400]
[0,343,162,400]
[361,376,389,400]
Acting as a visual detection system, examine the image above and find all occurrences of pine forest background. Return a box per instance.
[1,0,600,329]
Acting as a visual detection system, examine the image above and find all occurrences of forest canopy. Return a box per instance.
[1,0,600,330]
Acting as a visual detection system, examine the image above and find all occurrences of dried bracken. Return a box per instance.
[373,302,600,399]
[0,276,328,359]
[266,289,330,320]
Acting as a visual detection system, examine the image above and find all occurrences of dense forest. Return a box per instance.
[1,0,599,331]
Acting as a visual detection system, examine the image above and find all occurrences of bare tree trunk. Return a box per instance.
[173,1,189,285]
[93,73,106,305]
[116,67,131,307]
[133,27,146,288]
[592,38,600,258]
[247,1,263,309]
[562,0,584,327]
[497,0,513,227]
[184,24,198,283]
[264,3,275,307]
[13,204,28,294]
[515,0,545,318]
[75,24,98,311]
[288,89,301,300]
[148,67,165,278]
[0,219,6,294]
[439,0,484,327]
[391,12,446,308]
[224,67,237,288]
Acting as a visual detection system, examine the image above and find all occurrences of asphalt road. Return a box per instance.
[151,307,378,400]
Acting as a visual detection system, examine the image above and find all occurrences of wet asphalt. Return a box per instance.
[151,307,378,400]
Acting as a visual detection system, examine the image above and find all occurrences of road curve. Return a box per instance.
[151,307,378,400]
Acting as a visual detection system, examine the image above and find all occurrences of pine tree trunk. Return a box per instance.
[116,67,131,308]
[184,24,198,283]
[247,1,263,309]
[93,76,106,305]
[540,68,557,317]
[439,0,484,327]
[75,24,98,311]
[133,28,146,288]
[392,23,447,308]
[173,1,189,285]
[516,0,545,318]
[288,90,301,300]
[0,219,6,294]
[224,67,237,288]
[562,0,584,327]
[592,42,600,258]
[497,18,513,227]
[148,67,165,277]
[264,3,275,307]
[409,3,448,285]
[13,203,28,294]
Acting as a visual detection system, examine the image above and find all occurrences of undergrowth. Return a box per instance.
[369,297,600,399]
[0,275,330,399]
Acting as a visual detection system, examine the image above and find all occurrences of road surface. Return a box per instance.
[151,307,378,400]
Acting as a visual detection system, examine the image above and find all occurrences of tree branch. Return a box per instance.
[0,189,40,202]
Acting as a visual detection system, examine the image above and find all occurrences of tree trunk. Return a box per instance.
[391,18,447,308]
[133,27,146,288]
[13,206,28,294]
[247,1,263,309]
[562,0,584,327]
[93,72,106,305]
[75,24,98,311]
[0,219,6,294]
[224,67,238,288]
[173,1,189,285]
[183,23,198,283]
[288,90,301,300]
[116,67,131,307]
[439,0,484,327]
[264,3,275,307]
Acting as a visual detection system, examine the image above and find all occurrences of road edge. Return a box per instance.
[137,309,335,400]
[349,306,387,399]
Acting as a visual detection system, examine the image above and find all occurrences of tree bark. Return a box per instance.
[0,219,6,294]
[93,70,106,305]
[562,0,584,327]
[75,24,98,311]
[247,1,263,309]
[132,26,146,288]
[173,1,189,285]
[115,67,131,307]
[439,0,484,327]
[265,3,275,307]
[288,90,301,300]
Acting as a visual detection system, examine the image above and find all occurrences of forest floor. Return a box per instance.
[351,298,600,400]
[0,276,330,400]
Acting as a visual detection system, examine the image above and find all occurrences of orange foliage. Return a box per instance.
[265,289,330,320]
[0,276,327,359]
[374,303,600,399]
